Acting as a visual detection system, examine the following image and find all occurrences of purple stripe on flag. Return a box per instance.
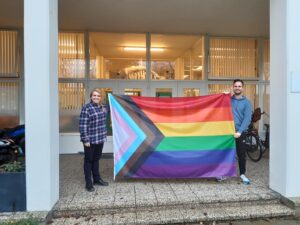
[132,163,236,178]
[142,149,236,165]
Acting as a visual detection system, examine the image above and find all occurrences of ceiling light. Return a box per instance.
[124,47,164,52]
[192,66,203,71]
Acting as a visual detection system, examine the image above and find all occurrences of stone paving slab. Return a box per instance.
[49,156,294,220]
[2,155,293,225]
[49,203,294,225]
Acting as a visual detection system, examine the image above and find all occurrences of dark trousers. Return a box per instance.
[83,143,104,187]
[236,133,246,175]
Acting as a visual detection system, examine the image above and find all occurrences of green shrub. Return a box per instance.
[0,217,39,225]
[0,161,25,173]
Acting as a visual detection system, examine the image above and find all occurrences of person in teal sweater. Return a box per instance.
[231,79,252,184]
[217,79,252,184]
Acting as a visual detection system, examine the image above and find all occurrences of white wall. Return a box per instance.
[24,0,59,211]
[59,134,113,154]
[270,0,300,197]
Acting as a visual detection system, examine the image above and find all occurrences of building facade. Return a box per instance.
[0,0,299,212]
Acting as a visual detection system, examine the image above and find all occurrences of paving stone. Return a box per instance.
[60,215,90,225]
[135,196,158,207]
[48,156,296,225]
[47,217,66,225]
[136,210,161,225]
[87,214,113,225]
[112,212,136,225]
[157,208,184,224]
[180,207,208,223]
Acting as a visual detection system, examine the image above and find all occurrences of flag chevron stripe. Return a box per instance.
[111,95,164,178]
[156,135,235,151]
[155,121,235,137]
[134,107,233,123]
[111,107,138,163]
[109,95,146,176]
[114,137,146,175]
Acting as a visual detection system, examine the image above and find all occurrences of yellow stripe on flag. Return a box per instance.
[155,121,235,137]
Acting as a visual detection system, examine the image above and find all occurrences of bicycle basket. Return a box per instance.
[252,107,262,123]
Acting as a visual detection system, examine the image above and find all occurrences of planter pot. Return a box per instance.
[0,172,26,212]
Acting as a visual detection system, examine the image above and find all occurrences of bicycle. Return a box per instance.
[244,108,270,162]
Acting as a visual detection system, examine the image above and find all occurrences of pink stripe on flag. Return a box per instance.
[111,107,137,163]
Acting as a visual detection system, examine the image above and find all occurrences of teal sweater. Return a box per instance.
[231,96,252,134]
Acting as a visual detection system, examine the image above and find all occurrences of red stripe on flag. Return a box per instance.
[141,107,233,123]
[131,94,231,109]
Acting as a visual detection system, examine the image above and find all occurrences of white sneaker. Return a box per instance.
[216,176,227,182]
[240,174,251,185]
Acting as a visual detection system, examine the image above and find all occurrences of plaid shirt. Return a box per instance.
[79,102,107,144]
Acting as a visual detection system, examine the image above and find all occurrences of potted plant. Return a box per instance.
[0,161,26,212]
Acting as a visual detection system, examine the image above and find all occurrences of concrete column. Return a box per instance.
[270,0,300,199]
[24,0,59,211]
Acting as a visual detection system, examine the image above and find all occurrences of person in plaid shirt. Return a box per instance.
[79,88,108,192]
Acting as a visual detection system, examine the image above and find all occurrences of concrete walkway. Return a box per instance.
[47,154,294,224]
[0,154,295,225]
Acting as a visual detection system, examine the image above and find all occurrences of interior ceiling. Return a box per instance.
[1,0,269,37]
[89,32,202,59]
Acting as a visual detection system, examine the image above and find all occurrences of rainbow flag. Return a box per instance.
[108,93,236,179]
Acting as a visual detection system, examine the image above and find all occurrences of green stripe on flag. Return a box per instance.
[156,135,235,151]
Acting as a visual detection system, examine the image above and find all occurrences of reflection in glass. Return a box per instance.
[156,88,172,97]
[263,40,270,81]
[59,32,85,78]
[0,30,18,77]
[209,38,257,79]
[124,88,142,96]
[151,34,203,80]
[59,83,85,132]
[89,33,146,80]
[263,84,270,125]
[183,88,200,97]
[0,82,19,128]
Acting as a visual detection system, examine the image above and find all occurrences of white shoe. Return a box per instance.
[240,174,251,185]
[216,176,227,182]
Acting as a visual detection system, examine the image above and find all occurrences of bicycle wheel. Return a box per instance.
[244,133,263,162]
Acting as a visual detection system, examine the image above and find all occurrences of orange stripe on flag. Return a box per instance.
[142,107,233,123]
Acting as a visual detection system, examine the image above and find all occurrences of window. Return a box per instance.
[0,30,19,77]
[59,82,85,132]
[0,30,19,128]
[183,88,200,97]
[263,40,270,81]
[263,84,270,124]
[0,82,19,128]
[89,33,146,80]
[151,34,203,80]
[209,38,258,79]
[59,32,85,78]
[124,88,142,96]
[156,88,172,97]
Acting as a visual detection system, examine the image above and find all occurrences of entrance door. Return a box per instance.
[150,80,178,97]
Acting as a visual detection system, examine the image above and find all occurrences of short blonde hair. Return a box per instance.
[89,88,102,98]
